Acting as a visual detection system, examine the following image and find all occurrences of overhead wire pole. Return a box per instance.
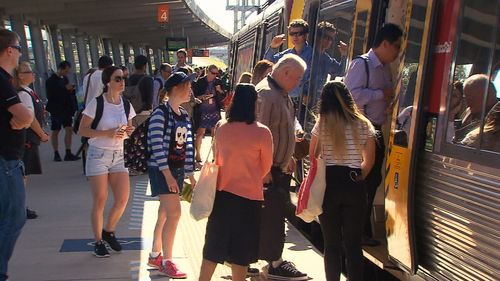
[226,0,261,33]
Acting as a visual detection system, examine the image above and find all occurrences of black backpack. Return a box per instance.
[124,104,169,174]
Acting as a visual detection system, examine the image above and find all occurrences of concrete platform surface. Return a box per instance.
[8,135,328,281]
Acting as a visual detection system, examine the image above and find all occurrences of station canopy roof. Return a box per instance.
[1,0,231,49]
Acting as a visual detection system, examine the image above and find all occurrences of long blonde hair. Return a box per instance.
[318,81,375,157]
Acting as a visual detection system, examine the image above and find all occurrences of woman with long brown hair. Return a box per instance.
[309,81,376,281]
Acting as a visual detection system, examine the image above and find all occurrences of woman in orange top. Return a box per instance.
[199,83,273,281]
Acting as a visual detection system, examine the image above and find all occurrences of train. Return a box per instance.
[227,0,500,280]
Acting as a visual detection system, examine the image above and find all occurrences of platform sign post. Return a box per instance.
[157,4,169,23]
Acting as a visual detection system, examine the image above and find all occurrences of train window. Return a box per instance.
[444,0,500,154]
[392,0,429,147]
[306,3,356,116]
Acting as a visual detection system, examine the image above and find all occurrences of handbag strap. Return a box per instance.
[83,71,94,105]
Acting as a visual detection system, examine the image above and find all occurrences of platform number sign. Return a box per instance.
[157,4,169,23]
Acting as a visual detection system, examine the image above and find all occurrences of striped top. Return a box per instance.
[147,103,194,175]
[312,120,374,168]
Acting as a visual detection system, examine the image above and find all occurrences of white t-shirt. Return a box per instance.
[312,120,373,168]
[82,69,104,106]
[83,96,136,149]
[17,87,34,113]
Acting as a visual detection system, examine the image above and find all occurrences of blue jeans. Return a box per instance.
[0,157,26,281]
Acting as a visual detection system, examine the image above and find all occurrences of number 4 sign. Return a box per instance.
[157,4,169,23]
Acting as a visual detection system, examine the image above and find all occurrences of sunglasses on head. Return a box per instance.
[289,31,305,37]
[113,76,126,82]
[10,45,22,52]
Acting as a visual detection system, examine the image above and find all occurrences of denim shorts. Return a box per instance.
[85,146,128,177]
[148,166,184,197]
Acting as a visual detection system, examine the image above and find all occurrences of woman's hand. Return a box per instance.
[162,170,180,193]
[125,125,135,136]
[189,175,197,189]
[105,128,125,139]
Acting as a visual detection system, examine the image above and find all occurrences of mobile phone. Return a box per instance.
[118,125,127,132]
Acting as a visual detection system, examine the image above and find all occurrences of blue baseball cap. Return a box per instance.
[164,72,196,92]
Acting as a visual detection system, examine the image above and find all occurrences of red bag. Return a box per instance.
[221,91,234,110]
[295,156,326,223]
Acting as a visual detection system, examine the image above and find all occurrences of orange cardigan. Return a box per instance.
[214,121,273,201]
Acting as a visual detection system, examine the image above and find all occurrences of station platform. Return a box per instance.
[8,135,330,281]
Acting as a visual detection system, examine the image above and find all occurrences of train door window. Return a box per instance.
[392,0,429,147]
[263,10,282,55]
[444,0,500,155]
[307,1,356,119]
[351,0,373,57]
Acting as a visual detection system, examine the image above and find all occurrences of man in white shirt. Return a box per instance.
[152,63,172,108]
[82,56,113,106]
[172,49,188,72]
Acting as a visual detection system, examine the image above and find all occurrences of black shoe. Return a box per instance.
[247,267,260,277]
[64,152,81,161]
[267,261,308,281]
[94,240,110,258]
[26,208,38,219]
[362,238,381,247]
[54,151,62,162]
[102,230,122,252]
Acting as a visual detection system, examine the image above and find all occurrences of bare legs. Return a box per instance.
[199,259,247,281]
[152,194,181,259]
[89,172,130,241]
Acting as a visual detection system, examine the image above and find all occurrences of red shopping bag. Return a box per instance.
[295,157,326,223]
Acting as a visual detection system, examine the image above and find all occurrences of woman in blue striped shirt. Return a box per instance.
[146,72,196,279]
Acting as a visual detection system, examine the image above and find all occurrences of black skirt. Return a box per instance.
[23,144,42,175]
[203,190,262,266]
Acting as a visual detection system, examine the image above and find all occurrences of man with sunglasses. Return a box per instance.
[0,28,34,281]
[192,65,224,163]
[152,63,172,108]
[264,19,313,103]
[315,21,348,95]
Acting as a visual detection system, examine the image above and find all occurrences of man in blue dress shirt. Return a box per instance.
[344,23,403,246]
[313,21,348,100]
[264,19,312,104]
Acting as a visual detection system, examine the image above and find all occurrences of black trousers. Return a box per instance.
[258,167,291,262]
[319,166,367,281]
[363,129,385,238]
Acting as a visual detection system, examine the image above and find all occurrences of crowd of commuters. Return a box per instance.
[2,12,496,280]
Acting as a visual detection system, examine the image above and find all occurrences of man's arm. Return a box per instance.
[344,59,385,109]
[8,103,33,129]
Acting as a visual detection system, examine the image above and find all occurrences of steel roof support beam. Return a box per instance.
[88,35,99,67]
[29,21,48,100]
[10,14,30,62]
[111,39,122,67]
[76,35,89,76]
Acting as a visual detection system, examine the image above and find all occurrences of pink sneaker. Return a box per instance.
[147,254,162,269]
[159,260,187,279]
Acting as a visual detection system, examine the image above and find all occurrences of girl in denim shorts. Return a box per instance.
[146,72,196,279]
[79,66,136,258]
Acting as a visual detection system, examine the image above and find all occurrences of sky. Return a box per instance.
[195,0,235,34]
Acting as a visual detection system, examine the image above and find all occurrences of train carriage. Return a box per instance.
[227,0,500,280]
